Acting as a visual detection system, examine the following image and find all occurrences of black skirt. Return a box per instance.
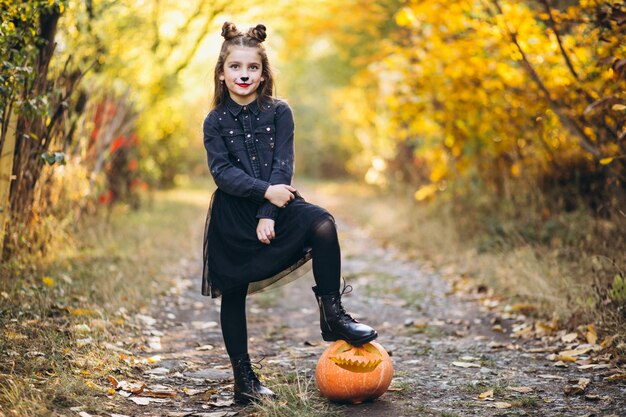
[202,188,333,298]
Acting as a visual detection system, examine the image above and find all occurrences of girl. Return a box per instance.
[202,21,378,404]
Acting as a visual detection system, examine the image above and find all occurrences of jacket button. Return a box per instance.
[266,127,270,131]
[247,134,251,137]
[252,156,256,160]
[230,130,233,134]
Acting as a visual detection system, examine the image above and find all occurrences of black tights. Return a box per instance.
[219,215,340,358]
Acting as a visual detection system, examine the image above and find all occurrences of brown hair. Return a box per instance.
[211,22,274,110]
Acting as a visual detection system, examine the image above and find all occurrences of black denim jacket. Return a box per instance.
[202,95,295,220]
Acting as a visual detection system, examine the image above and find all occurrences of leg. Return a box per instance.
[219,286,275,403]
[220,286,248,358]
[306,215,341,294]
[306,216,378,346]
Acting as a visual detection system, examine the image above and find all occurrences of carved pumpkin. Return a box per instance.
[315,340,393,404]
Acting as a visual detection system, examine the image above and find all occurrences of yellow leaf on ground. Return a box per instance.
[478,389,494,400]
[509,303,536,314]
[612,104,626,111]
[554,355,577,362]
[494,402,512,409]
[42,276,55,287]
[600,335,614,348]
[68,307,100,317]
[599,157,614,165]
[586,324,598,345]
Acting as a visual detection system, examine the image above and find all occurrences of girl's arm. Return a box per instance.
[203,112,270,203]
[256,101,295,220]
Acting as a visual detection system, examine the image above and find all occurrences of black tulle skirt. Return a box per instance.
[202,188,333,298]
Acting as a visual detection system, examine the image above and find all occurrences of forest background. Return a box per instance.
[0,0,625,411]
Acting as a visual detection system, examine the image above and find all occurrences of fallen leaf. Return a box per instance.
[143,384,176,398]
[561,333,578,343]
[68,308,100,317]
[116,380,145,394]
[535,320,558,333]
[564,378,590,396]
[604,373,626,382]
[600,335,615,349]
[478,389,494,400]
[559,347,593,357]
[76,337,93,347]
[584,394,611,401]
[42,277,55,287]
[509,386,533,394]
[127,397,170,405]
[191,321,218,330]
[586,324,598,345]
[73,324,91,334]
[452,361,481,368]
[135,314,157,327]
[494,402,512,409]
[578,364,612,370]
[509,303,537,314]
[207,398,234,407]
[195,345,215,351]
[145,367,170,375]
[555,355,577,362]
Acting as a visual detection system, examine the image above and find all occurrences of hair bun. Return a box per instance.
[221,21,242,40]
[247,24,267,42]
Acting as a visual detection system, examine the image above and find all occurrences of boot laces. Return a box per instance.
[337,279,356,322]
[246,356,266,384]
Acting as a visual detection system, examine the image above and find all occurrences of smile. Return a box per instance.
[236,83,251,88]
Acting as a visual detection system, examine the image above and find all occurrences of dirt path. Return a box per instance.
[102,185,626,417]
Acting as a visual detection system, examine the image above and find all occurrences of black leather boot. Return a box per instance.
[230,353,276,404]
[313,283,378,346]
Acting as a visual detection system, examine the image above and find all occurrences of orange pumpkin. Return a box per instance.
[315,340,393,404]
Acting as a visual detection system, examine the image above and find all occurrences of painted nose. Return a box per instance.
[240,77,249,82]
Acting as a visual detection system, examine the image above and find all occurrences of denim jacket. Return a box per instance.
[202,95,295,220]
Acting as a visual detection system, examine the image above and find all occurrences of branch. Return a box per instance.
[489,0,599,157]
[538,0,579,80]
[173,4,227,76]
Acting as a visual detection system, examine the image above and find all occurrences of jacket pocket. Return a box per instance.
[254,125,275,152]
[221,127,246,155]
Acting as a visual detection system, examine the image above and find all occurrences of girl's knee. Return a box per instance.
[310,215,337,238]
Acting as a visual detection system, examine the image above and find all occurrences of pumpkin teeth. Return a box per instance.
[330,357,383,372]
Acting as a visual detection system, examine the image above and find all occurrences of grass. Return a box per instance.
[0,181,211,416]
[250,368,344,417]
[296,177,626,336]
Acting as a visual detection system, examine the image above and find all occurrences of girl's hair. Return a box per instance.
[211,21,274,110]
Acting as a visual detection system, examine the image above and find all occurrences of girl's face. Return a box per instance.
[220,46,265,105]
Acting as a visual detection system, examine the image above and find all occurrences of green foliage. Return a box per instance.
[609,274,626,303]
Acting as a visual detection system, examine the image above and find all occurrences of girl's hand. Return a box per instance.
[264,184,297,208]
[257,218,276,244]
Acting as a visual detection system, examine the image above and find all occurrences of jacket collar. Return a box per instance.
[225,94,261,116]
